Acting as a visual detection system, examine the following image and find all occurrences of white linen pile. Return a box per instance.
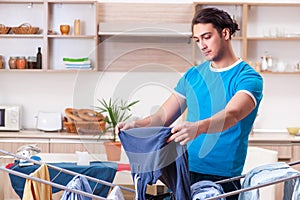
[63,57,91,69]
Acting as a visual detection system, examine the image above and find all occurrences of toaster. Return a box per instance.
[36,112,62,131]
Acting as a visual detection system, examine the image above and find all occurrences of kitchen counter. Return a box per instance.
[1,129,299,142]
[249,131,300,143]
[0,130,114,157]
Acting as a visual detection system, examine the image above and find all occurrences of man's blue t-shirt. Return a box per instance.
[174,59,263,177]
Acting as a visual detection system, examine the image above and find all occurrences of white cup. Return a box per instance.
[277,62,286,72]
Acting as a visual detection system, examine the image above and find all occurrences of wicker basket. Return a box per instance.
[11,23,39,34]
[63,117,106,134]
[0,24,10,34]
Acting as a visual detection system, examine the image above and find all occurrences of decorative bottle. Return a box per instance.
[261,56,268,71]
[74,19,80,35]
[36,47,42,69]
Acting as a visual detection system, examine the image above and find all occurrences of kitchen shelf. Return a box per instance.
[260,71,300,75]
[47,35,97,39]
[0,34,43,38]
[46,0,98,71]
[0,0,98,71]
[0,69,44,72]
[0,0,43,3]
[99,31,192,37]
[97,3,194,72]
[247,37,300,41]
[44,69,96,73]
[193,2,300,72]
[98,22,192,38]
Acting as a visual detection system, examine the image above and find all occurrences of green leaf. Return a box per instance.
[95,98,139,142]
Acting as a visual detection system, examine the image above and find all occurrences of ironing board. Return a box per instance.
[8,161,117,198]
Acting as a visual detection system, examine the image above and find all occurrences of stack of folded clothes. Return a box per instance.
[63,57,91,69]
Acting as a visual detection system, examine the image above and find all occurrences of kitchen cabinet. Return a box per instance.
[0,138,50,154]
[248,143,292,161]
[0,0,44,71]
[0,131,108,156]
[291,145,300,171]
[97,2,194,72]
[49,138,106,154]
[0,0,98,71]
[193,2,300,74]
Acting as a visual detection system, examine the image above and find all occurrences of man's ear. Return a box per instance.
[222,28,230,40]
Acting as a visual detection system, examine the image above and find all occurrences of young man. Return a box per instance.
[117,7,263,199]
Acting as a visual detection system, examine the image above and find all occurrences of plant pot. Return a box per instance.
[103,141,122,161]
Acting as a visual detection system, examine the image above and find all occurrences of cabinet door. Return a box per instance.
[248,143,292,160]
[292,145,300,171]
[0,138,49,156]
[98,3,194,72]
[49,139,105,154]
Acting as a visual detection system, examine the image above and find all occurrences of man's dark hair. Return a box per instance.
[192,7,240,39]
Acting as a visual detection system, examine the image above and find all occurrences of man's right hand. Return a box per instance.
[115,121,136,134]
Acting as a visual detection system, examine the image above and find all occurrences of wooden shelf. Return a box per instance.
[260,71,300,75]
[47,35,97,39]
[0,0,98,71]
[99,31,192,37]
[0,0,43,3]
[0,34,43,38]
[98,22,192,37]
[47,0,96,3]
[247,37,300,41]
[193,2,300,71]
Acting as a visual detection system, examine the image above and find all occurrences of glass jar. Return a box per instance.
[27,56,37,69]
[9,56,17,69]
[16,56,26,69]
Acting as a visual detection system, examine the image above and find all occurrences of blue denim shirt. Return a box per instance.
[61,175,93,200]
[119,127,191,200]
[191,180,225,200]
[239,162,300,200]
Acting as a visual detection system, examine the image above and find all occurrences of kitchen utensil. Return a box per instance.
[37,112,62,131]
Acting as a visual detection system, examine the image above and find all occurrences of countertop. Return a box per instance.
[249,129,300,143]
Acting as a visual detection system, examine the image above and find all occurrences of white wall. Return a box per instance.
[1,69,300,130]
[1,0,300,131]
[0,70,182,129]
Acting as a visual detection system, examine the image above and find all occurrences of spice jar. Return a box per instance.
[27,56,37,69]
[16,56,26,69]
[9,56,17,69]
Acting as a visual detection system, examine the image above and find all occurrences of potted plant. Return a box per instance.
[95,98,139,161]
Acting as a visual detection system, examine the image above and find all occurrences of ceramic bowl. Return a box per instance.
[60,25,70,35]
[287,127,300,135]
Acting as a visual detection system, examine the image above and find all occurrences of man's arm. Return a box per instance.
[169,92,256,145]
